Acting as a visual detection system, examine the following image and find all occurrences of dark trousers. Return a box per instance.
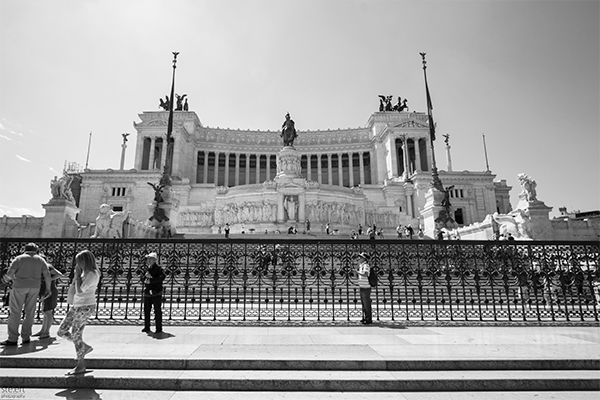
[360,287,372,322]
[143,295,162,331]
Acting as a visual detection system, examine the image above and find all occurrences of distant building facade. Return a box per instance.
[74,109,508,237]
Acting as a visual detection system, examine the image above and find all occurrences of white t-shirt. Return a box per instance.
[73,270,100,307]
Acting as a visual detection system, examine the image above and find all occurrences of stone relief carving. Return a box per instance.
[396,120,428,128]
[305,180,320,190]
[216,186,229,194]
[277,155,302,175]
[263,180,277,189]
[213,200,278,225]
[305,200,365,227]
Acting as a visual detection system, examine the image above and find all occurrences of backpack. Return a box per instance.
[368,264,377,287]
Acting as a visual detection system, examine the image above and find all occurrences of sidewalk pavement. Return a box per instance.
[2,323,599,364]
[1,323,599,400]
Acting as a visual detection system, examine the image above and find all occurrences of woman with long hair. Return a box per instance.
[57,250,100,375]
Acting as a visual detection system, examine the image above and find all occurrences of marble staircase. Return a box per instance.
[2,357,598,392]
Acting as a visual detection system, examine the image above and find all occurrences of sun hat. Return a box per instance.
[358,252,369,259]
[145,252,158,259]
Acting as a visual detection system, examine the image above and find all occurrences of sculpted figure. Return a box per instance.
[51,172,74,202]
[159,96,170,111]
[517,173,538,202]
[91,204,129,238]
[50,176,61,198]
[175,93,187,111]
[285,196,297,221]
[441,185,455,209]
[281,113,298,147]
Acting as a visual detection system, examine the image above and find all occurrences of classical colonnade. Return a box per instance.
[195,151,374,188]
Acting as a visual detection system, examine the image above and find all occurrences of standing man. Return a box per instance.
[142,253,165,334]
[224,223,230,239]
[355,252,372,325]
[1,243,51,346]
[305,220,311,235]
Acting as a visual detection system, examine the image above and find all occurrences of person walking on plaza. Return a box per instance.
[57,250,100,375]
[355,252,372,325]
[224,223,230,238]
[1,243,51,346]
[142,252,165,334]
[33,263,64,339]
[405,225,414,240]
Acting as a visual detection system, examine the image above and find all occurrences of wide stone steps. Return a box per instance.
[2,359,598,392]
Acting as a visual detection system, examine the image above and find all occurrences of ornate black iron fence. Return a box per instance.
[1,238,598,324]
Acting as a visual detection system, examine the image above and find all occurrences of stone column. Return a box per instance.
[266,154,271,181]
[327,154,333,185]
[245,154,250,185]
[148,137,156,170]
[414,138,422,172]
[235,153,240,186]
[213,151,220,184]
[224,153,230,187]
[337,153,343,186]
[255,155,260,183]
[359,152,365,185]
[349,152,354,187]
[202,151,209,184]
[317,154,322,184]
[306,155,312,181]
[390,138,398,177]
[403,139,410,178]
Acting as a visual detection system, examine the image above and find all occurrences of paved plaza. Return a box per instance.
[1,323,599,399]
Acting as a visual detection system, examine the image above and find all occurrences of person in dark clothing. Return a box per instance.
[142,253,165,334]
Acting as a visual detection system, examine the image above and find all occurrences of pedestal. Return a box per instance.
[274,146,306,224]
[520,201,553,240]
[420,187,458,239]
[42,199,80,238]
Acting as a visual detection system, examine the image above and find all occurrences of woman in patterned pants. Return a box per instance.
[57,250,100,376]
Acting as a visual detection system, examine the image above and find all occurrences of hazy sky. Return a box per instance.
[1,0,598,219]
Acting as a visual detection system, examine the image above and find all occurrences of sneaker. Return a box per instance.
[22,339,30,344]
[141,328,151,333]
[0,340,18,346]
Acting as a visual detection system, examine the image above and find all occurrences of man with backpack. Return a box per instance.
[356,252,373,325]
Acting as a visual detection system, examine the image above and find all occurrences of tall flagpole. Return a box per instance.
[161,51,179,186]
[482,133,490,172]
[420,53,444,192]
[85,131,92,169]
